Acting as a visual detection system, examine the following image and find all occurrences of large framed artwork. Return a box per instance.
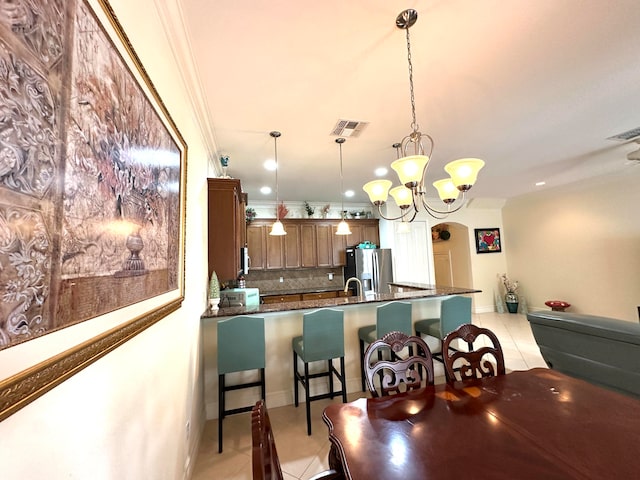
[474,228,502,253]
[0,0,186,420]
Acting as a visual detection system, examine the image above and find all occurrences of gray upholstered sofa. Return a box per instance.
[527,311,640,398]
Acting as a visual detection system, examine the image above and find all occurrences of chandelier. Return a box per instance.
[363,9,484,221]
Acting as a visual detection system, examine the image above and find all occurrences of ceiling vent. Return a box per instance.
[330,119,368,138]
[607,127,640,142]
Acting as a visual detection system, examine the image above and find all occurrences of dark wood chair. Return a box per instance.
[363,331,435,397]
[251,400,344,480]
[442,324,506,382]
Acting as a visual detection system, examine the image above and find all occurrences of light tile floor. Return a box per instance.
[191,311,547,480]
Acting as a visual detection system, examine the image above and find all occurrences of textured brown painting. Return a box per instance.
[0,0,183,350]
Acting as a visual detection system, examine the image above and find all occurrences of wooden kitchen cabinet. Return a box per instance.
[332,224,347,266]
[301,291,338,301]
[315,224,333,267]
[266,232,285,269]
[285,223,302,268]
[300,224,317,267]
[246,223,266,270]
[262,293,301,304]
[245,218,379,270]
[207,178,246,281]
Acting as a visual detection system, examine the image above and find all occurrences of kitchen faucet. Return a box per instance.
[344,277,363,299]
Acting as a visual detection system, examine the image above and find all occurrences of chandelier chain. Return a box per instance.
[406,27,418,133]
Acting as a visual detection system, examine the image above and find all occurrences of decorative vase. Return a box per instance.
[505,292,519,314]
[209,297,220,310]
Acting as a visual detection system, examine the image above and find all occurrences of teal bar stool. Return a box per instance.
[218,315,265,453]
[292,308,347,435]
[358,301,412,391]
[414,295,472,360]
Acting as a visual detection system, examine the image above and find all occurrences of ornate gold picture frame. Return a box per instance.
[0,0,186,420]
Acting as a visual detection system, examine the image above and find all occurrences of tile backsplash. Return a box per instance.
[245,267,344,293]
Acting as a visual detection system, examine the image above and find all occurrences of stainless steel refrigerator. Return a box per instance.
[344,247,393,296]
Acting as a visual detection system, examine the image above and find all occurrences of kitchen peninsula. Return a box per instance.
[200,284,480,419]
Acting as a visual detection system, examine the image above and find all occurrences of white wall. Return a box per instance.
[380,200,507,313]
[503,172,640,322]
[0,1,209,478]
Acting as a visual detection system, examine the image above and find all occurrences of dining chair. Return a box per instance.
[292,309,347,435]
[251,400,345,480]
[363,331,435,397]
[218,315,265,453]
[442,323,506,382]
[358,301,412,391]
[414,295,472,360]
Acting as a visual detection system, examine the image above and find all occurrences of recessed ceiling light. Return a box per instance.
[535,181,546,187]
[345,190,355,197]
[264,159,277,171]
[375,167,388,177]
[260,186,272,194]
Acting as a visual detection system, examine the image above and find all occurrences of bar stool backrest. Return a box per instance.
[377,302,412,339]
[218,316,265,375]
[302,309,344,363]
[440,296,472,338]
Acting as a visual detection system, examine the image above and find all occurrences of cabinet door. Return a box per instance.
[315,224,332,267]
[332,225,347,266]
[207,178,242,281]
[300,224,317,267]
[363,222,380,247]
[246,224,266,270]
[347,224,364,247]
[284,223,301,268]
[266,232,285,269]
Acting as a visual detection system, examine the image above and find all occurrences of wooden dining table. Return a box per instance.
[322,368,640,479]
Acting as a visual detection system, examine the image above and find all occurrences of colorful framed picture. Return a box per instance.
[0,0,186,420]
[475,228,502,253]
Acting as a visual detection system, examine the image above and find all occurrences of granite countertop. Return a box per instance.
[202,285,481,319]
[388,281,437,289]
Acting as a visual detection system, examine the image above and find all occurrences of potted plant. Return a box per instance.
[245,207,256,223]
[500,273,519,314]
[320,204,331,218]
[208,270,220,310]
[303,201,315,218]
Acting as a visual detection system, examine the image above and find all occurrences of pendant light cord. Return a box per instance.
[270,131,281,220]
[336,137,346,218]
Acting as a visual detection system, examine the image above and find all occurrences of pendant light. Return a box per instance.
[363,9,484,221]
[335,137,352,236]
[269,131,286,236]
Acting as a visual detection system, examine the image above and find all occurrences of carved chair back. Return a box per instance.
[442,324,506,382]
[364,331,435,397]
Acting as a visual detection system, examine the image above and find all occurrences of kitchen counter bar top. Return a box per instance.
[388,281,437,289]
[201,285,480,318]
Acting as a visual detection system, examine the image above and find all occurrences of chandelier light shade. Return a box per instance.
[269,131,287,236]
[362,179,392,204]
[363,9,484,221]
[335,137,352,236]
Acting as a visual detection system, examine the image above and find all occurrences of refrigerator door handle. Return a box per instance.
[372,252,379,293]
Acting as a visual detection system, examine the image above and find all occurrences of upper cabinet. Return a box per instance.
[246,218,379,270]
[207,178,246,281]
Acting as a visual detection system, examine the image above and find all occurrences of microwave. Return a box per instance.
[220,288,260,307]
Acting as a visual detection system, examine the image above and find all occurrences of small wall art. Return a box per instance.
[474,228,502,253]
